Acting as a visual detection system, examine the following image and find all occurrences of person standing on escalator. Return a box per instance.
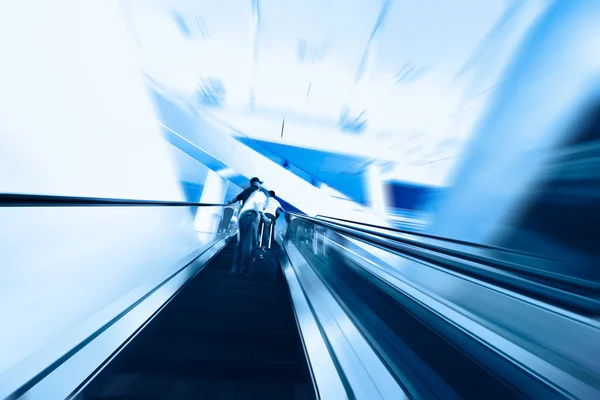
[227,177,267,207]
[264,190,283,224]
[260,190,283,246]
[227,177,268,275]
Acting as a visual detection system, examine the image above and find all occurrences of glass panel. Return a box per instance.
[0,204,238,378]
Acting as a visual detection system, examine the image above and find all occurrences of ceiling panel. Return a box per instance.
[121,0,536,189]
[236,137,370,203]
[373,0,507,76]
[126,0,255,105]
[238,139,371,174]
[343,0,508,134]
[252,0,384,118]
[126,0,511,132]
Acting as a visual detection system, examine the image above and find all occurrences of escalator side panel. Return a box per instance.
[297,242,530,400]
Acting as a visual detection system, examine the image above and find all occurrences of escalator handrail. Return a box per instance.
[312,214,600,290]
[0,193,231,207]
[315,214,558,261]
[313,236,599,400]
[288,211,598,288]
[284,212,600,313]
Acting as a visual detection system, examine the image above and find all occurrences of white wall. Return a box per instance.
[0,1,208,396]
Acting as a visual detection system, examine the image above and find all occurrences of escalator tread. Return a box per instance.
[81,241,314,400]
[85,372,312,400]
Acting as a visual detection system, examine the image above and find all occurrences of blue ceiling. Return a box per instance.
[235,137,371,204]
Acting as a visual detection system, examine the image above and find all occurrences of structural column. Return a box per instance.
[366,163,387,216]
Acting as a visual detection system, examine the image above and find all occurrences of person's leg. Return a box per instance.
[220,208,233,233]
[232,212,252,273]
[241,212,260,274]
[231,240,241,273]
[231,225,243,273]
[252,214,260,247]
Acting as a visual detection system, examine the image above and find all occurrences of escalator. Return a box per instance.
[291,236,594,400]
[295,243,522,399]
[79,240,315,399]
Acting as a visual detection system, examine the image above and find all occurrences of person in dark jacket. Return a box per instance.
[227,177,265,206]
[227,177,268,274]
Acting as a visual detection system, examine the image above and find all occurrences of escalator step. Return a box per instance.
[148,311,300,340]
[174,286,283,303]
[84,372,313,400]
[158,297,293,323]
[187,273,280,285]
[80,240,313,399]
[118,337,307,380]
[149,328,301,347]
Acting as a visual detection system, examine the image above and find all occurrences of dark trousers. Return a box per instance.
[218,207,234,232]
[232,211,259,273]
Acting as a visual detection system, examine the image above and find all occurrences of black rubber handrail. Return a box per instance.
[292,211,545,262]
[0,193,229,207]
[291,212,583,284]
[284,212,600,314]
[315,214,558,261]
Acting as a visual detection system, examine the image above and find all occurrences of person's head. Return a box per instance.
[250,177,263,188]
[269,190,276,198]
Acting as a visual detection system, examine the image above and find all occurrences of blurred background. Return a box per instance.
[1,0,599,398]
[112,0,599,273]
